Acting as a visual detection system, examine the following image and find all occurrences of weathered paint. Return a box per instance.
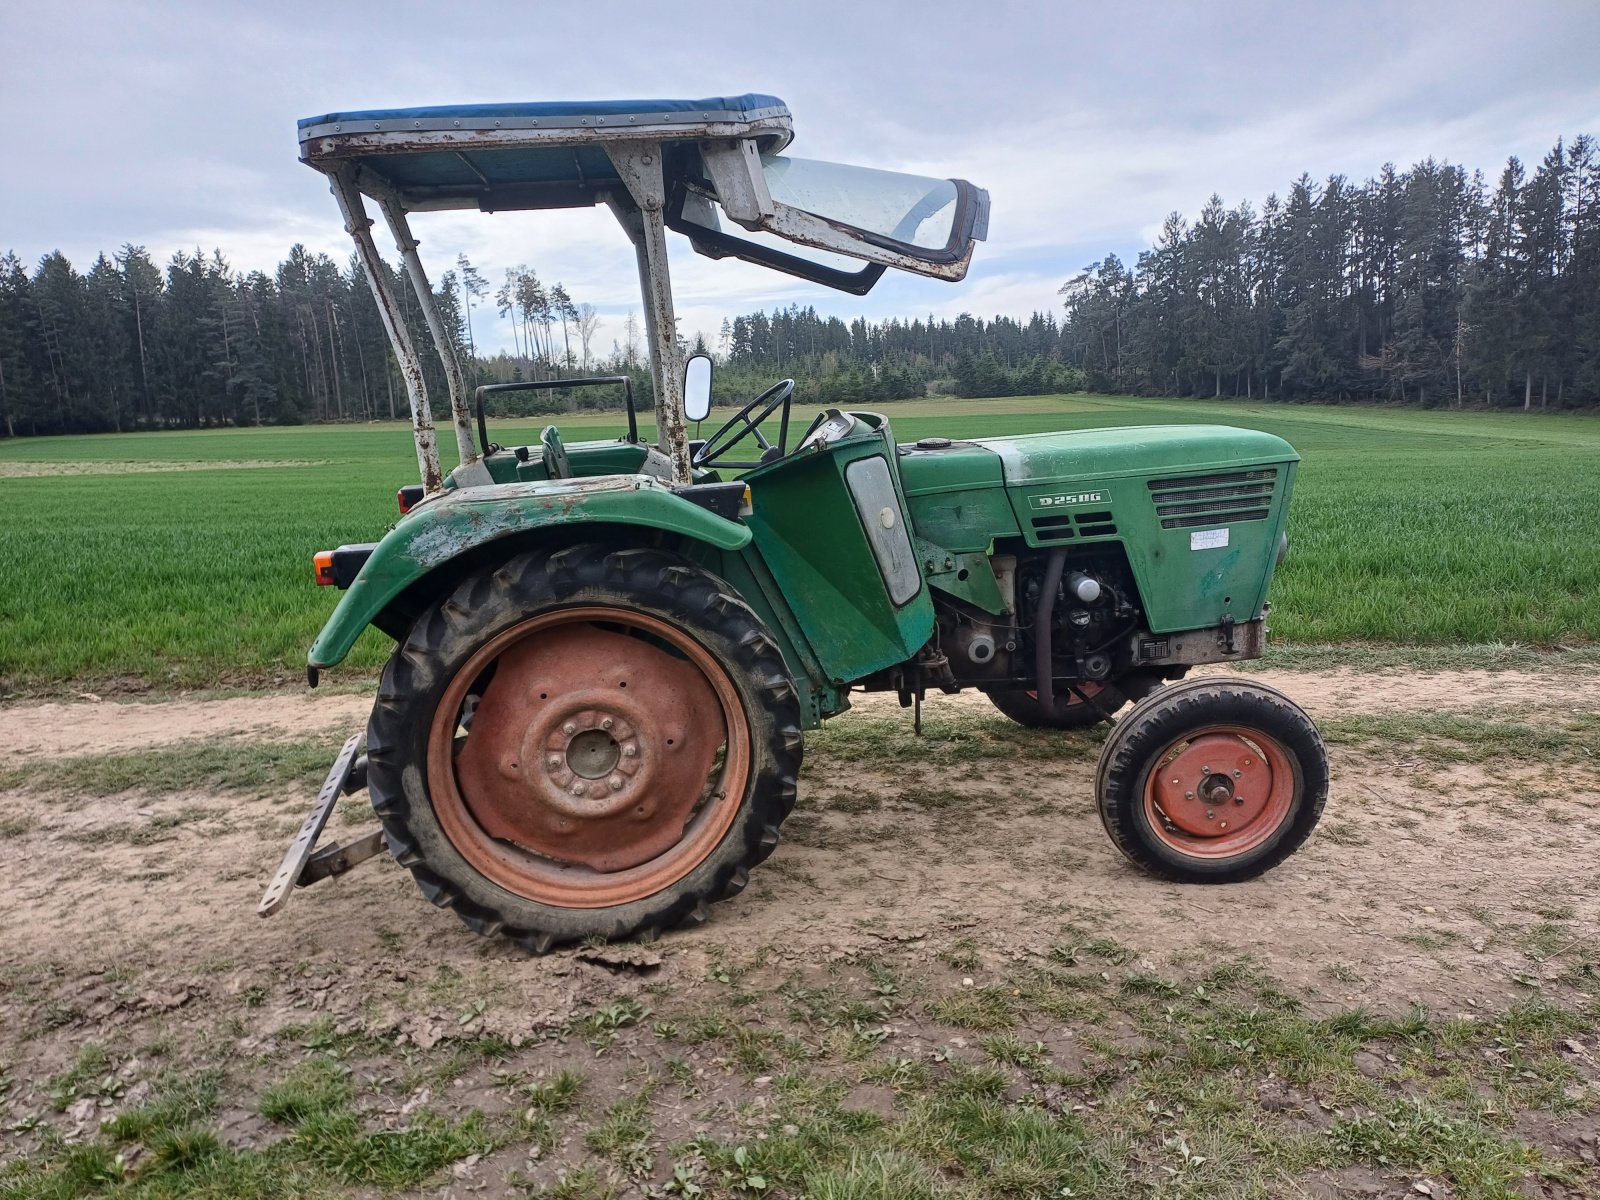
[742,422,933,684]
[307,476,751,669]
[975,425,1294,485]
[374,192,486,482]
[914,539,1007,615]
[928,425,1298,634]
[898,441,1018,552]
[692,543,847,730]
[606,144,691,484]
[327,167,443,493]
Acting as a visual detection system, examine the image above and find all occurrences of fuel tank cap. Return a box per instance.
[914,437,953,450]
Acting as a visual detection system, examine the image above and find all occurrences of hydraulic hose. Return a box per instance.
[1033,548,1068,713]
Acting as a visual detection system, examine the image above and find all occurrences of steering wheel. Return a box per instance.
[540,424,571,479]
[691,379,795,469]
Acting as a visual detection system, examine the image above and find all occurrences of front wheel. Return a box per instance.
[1095,678,1327,882]
[366,544,803,951]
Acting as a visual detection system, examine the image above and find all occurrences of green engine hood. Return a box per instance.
[899,423,1301,637]
[973,425,1298,483]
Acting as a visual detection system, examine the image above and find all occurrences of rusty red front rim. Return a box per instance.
[427,607,751,909]
[1142,724,1296,859]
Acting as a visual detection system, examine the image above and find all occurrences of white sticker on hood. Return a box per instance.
[1190,528,1229,551]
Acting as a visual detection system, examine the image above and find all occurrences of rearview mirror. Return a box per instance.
[683,353,713,422]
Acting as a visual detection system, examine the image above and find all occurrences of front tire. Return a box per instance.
[1095,678,1327,882]
[366,544,803,950]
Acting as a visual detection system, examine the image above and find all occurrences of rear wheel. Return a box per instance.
[366,544,803,950]
[1095,678,1327,882]
[984,670,1164,730]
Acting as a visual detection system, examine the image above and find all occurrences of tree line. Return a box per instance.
[1059,135,1600,408]
[0,246,615,437]
[3,131,1596,437]
[721,135,1600,410]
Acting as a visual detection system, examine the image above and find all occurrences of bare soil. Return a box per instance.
[2,668,1597,1012]
[1,664,1580,760]
[2,666,1598,1195]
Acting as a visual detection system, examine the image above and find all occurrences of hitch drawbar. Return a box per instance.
[257,733,386,917]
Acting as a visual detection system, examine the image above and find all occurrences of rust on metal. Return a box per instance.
[258,732,364,916]
[298,112,795,173]
[1144,726,1294,857]
[327,167,443,493]
[428,607,750,907]
[373,192,487,482]
[606,143,692,484]
[298,829,387,886]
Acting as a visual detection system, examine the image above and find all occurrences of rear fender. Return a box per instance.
[309,476,751,670]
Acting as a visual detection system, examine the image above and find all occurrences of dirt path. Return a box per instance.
[1,666,1595,1020]
[4,665,1599,1195]
[0,664,1586,763]
[0,691,373,759]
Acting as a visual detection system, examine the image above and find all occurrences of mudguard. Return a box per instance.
[308,475,752,670]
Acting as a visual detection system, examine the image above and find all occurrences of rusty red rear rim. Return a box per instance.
[1026,680,1104,708]
[1142,724,1296,859]
[427,607,751,909]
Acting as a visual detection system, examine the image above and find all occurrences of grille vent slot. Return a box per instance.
[1031,509,1120,541]
[1030,513,1076,542]
[1074,510,1118,537]
[1148,469,1277,529]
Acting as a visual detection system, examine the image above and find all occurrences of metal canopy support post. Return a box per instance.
[374,194,492,487]
[327,167,444,493]
[605,142,691,484]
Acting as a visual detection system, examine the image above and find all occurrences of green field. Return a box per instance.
[2,395,1597,690]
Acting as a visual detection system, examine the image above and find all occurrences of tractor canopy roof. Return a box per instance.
[298,93,987,293]
[298,93,990,492]
[298,94,795,209]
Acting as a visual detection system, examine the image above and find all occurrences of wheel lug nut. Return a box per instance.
[601,717,614,730]
[1205,809,1215,820]
[563,722,577,736]
[547,755,562,767]
[609,776,624,791]
[571,782,586,796]
[623,744,638,758]
[1233,769,1242,778]
[1234,796,1245,806]
[1185,791,1195,800]
[1201,765,1211,775]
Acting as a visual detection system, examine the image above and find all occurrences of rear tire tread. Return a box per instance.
[366,544,804,953]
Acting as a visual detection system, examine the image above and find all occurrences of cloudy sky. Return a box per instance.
[5,0,1598,355]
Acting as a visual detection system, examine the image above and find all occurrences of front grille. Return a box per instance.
[1031,509,1119,541]
[1148,469,1276,529]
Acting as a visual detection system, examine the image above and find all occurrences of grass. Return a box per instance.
[4,1055,499,1199]
[2,394,1599,690]
[0,737,340,798]
[4,957,1593,1199]
[1321,710,1600,764]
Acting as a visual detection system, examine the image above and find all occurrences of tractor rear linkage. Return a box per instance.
[256,733,385,916]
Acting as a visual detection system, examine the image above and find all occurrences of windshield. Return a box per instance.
[759,154,960,250]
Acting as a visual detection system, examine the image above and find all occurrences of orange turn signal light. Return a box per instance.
[313,551,337,586]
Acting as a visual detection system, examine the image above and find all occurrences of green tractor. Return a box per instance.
[260,94,1328,949]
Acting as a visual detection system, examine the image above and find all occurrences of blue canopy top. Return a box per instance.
[297,94,794,212]
[298,93,789,138]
